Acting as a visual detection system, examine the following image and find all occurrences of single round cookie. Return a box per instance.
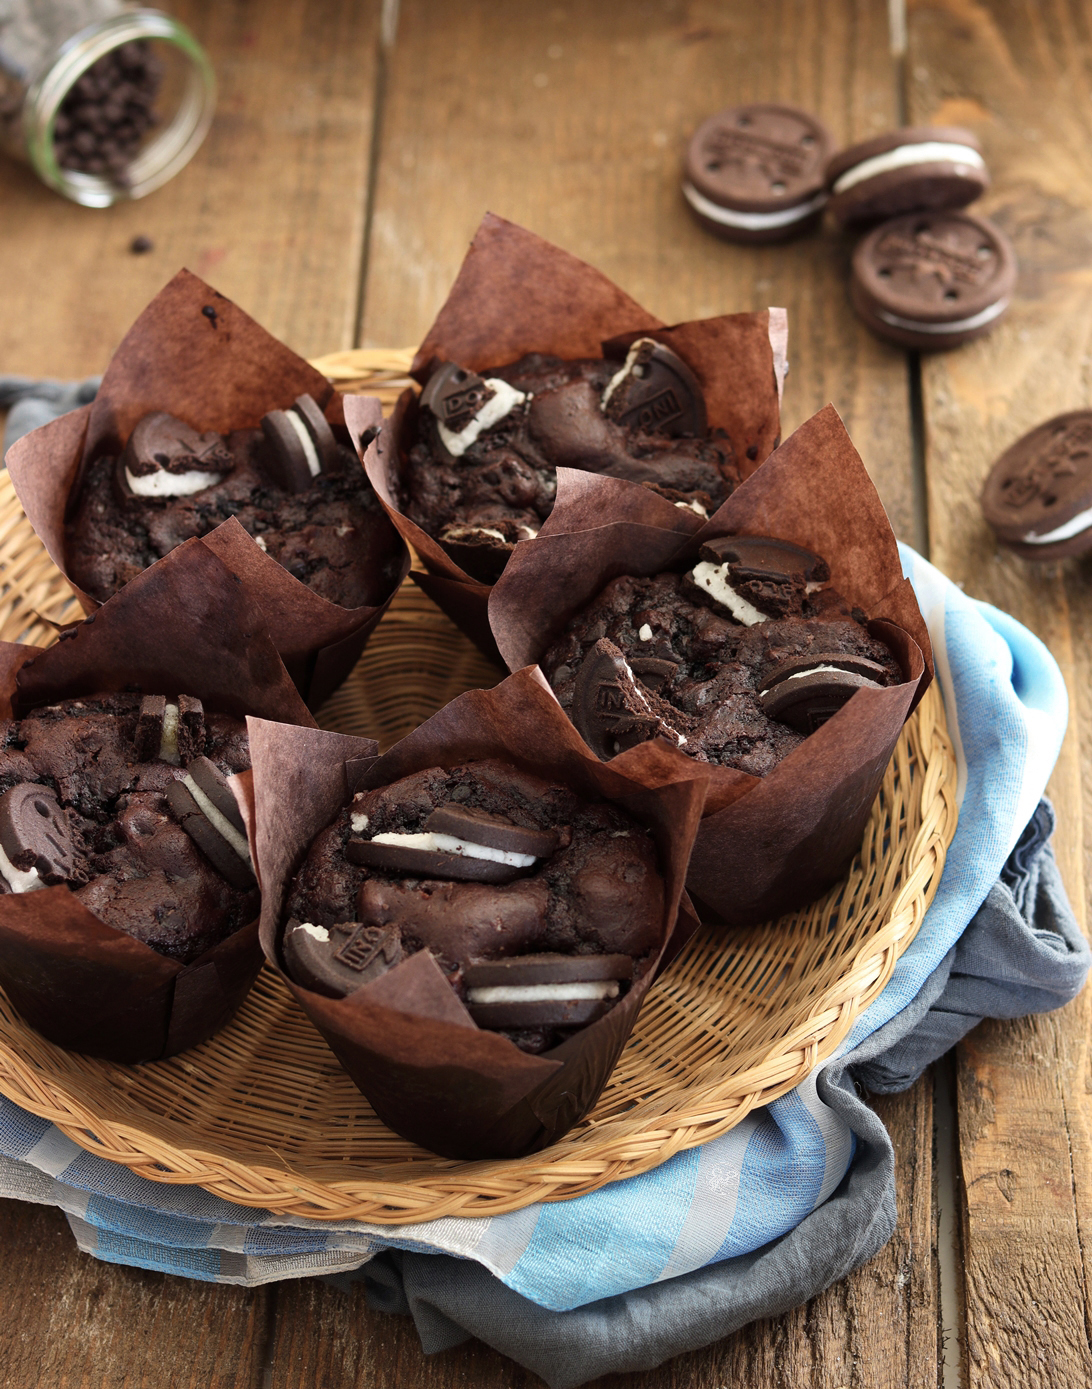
[540,534,905,773]
[826,126,988,228]
[981,410,1092,560]
[850,211,1016,350]
[283,759,665,1054]
[682,103,834,244]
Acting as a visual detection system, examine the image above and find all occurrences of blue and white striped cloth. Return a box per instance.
[0,545,1068,1311]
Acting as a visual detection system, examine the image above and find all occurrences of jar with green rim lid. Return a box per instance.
[0,1,214,207]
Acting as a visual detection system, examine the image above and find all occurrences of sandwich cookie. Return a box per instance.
[166,755,256,890]
[826,126,988,228]
[282,919,404,997]
[0,783,87,892]
[261,393,340,494]
[347,801,558,884]
[463,952,634,1029]
[116,412,233,500]
[981,411,1092,560]
[850,211,1016,350]
[758,653,887,734]
[682,103,833,244]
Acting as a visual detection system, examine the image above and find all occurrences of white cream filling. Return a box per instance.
[806,580,825,593]
[682,181,827,230]
[616,655,687,749]
[1022,504,1092,545]
[369,831,536,868]
[601,338,658,411]
[638,624,653,642]
[832,141,985,196]
[182,773,253,866]
[351,811,369,833]
[441,525,509,544]
[254,534,268,552]
[518,524,539,539]
[0,841,44,894]
[690,562,767,625]
[286,409,322,477]
[437,379,528,457]
[126,465,224,497]
[675,499,709,517]
[335,525,353,537]
[468,981,620,1005]
[876,299,1009,335]
[295,921,329,942]
[159,703,180,764]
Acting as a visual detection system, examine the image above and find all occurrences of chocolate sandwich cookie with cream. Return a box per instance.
[981,410,1092,561]
[850,210,1016,350]
[283,759,664,1054]
[403,345,736,583]
[826,126,988,229]
[65,392,405,608]
[540,534,905,774]
[0,692,256,961]
[682,103,833,244]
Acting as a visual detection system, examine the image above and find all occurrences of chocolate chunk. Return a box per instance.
[760,652,891,687]
[185,755,245,834]
[980,411,1092,560]
[176,695,205,764]
[850,211,1017,351]
[282,918,403,997]
[345,837,529,883]
[134,694,167,760]
[759,667,883,735]
[424,803,559,859]
[120,412,233,480]
[420,361,496,433]
[602,340,707,437]
[572,638,680,759]
[0,783,85,886]
[261,410,313,494]
[166,779,256,889]
[463,953,633,988]
[292,394,339,469]
[628,656,678,689]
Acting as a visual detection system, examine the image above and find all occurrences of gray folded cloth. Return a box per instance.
[334,799,1088,1388]
[0,376,100,460]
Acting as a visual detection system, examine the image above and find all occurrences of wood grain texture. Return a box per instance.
[0,1199,269,1388]
[908,1,1092,1384]
[0,0,380,378]
[361,0,922,543]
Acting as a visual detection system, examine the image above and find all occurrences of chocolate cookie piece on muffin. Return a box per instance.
[65,394,406,608]
[0,692,257,962]
[283,759,664,1054]
[401,347,737,583]
[540,534,905,775]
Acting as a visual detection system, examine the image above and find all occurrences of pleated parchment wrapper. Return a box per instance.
[346,211,788,662]
[0,539,316,1064]
[488,403,934,928]
[246,666,708,1159]
[6,269,410,711]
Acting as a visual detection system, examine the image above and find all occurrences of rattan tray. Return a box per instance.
[0,353,958,1223]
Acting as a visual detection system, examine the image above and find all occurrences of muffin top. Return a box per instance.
[540,535,905,775]
[284,758,665,1054]
[65,394,405,609]
[0,691,257,962]
[401,342,738,582]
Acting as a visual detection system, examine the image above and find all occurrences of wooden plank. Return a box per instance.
[361,0,923,545]
[0,1198,269,1387]
[908,0,1092,1384]
[0,0,381,378]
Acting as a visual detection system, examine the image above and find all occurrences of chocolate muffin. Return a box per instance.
[0,691,257,962]
[65,394,405,608]
[283,759,665,1054]
[540,535,905,775]
[402,341,740,582]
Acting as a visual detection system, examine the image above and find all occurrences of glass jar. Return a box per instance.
[0,1,214,207]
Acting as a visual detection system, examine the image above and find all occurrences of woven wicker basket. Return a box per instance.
[0,352,958,1223]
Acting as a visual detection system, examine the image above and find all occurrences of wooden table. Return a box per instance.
[0,2,1088,1384]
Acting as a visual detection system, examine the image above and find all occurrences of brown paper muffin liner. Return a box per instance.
[0,539,316,1063]
[247,666,708,1159]
[5,270,410,710]
[488,403,934,927]
[351,212,788,663]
